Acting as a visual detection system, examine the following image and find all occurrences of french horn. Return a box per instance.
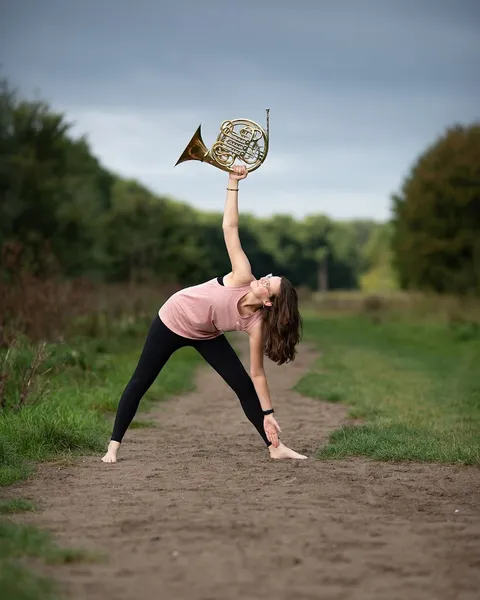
[174,109,270,173]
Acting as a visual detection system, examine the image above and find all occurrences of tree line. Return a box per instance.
[1,78,478,295]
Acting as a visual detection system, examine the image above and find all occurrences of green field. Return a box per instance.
[2,310,480,600]
[296,313,480,464]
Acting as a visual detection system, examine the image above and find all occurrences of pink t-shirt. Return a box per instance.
[158,277,264,340]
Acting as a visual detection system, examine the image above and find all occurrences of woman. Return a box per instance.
[102,165,307,463]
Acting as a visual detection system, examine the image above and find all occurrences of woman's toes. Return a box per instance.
[101,453,117,463]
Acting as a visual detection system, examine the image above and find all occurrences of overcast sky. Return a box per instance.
[2,0,479,221]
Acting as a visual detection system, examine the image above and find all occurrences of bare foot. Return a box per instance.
[269,441,308,460]
[101,441,120,463]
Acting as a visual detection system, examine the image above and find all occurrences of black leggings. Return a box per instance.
[110,316,271,446]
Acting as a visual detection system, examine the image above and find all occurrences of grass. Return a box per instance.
[0,499,35,515]
[0,561,58,600]
[0,518,105,600]
[296,313,480,464]
[0,520,104,565]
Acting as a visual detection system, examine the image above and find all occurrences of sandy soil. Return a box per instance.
[4,335,480,600]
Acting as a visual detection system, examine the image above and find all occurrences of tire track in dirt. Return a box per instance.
[4,335,480,600]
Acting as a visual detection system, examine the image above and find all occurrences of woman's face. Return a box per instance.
[250,275,282,305]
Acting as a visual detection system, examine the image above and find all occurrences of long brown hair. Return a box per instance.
[263,277,302,365]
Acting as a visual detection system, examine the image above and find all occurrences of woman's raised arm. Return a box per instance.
[222,165,254,284]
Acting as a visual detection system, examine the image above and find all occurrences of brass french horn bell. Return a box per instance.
[175,109,270,173]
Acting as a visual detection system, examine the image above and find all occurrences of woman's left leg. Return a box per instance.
[193,335,271,447]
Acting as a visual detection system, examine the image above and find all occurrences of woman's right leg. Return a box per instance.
[102,316,185,462]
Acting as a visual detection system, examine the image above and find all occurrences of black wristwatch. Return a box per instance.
[263,409,275,416]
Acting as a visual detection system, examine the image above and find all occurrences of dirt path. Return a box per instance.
[4,336,480,600]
